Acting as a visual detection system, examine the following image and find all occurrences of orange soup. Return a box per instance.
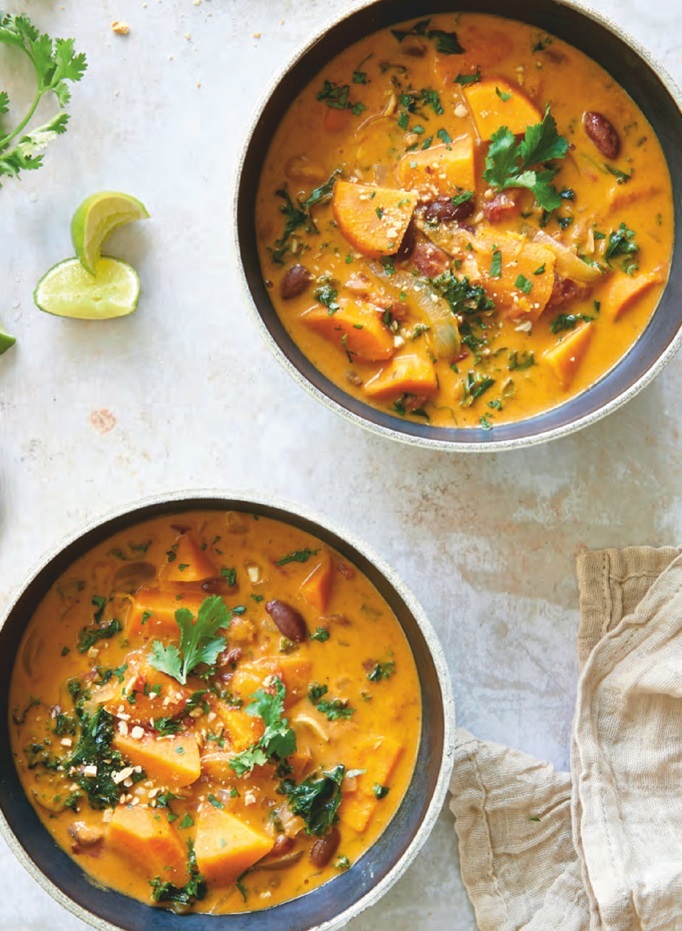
[256,12,673,429]
[9,511,420,912]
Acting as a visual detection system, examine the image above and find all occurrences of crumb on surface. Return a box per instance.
[111,20,130,35]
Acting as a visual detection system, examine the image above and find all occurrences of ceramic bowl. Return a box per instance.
[236,0,682,451]
[0,491,454,931]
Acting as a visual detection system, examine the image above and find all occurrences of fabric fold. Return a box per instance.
[451,546,682,931]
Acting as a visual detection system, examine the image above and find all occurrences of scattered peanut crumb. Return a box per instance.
[111,21,130,36]
[454,104,468,118]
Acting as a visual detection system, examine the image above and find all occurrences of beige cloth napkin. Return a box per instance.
[450,546,682,931]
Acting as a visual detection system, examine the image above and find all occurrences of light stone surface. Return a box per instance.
[0,0,680,928]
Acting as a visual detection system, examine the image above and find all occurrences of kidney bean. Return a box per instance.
[309,827,341,868]
[280,264,312,300]
[583,111,620,160]
[423,195,475,225]
[411,241,450,279]
[202,577,235,595]
[265,600,308,641]
[546,274,591,310]
[217,646,243,668]
[482,191,520,224]
[395,219,416,261]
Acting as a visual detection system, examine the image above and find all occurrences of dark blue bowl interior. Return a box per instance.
[238,0,682,446]
[0,497,446,930]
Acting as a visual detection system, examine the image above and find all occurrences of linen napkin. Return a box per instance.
[450,546,682,931]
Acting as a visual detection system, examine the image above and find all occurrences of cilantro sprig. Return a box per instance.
[0,13,87,187]
[149,595,232,685]
[483,108,569,211]
[229,677,296,776]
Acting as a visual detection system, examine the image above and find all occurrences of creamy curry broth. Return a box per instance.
[256,12,673,429]
[9,511,421,913]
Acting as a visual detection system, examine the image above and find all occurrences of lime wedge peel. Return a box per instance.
[0,328,16,354]
[34,257,141,320]
[71,191,149,275]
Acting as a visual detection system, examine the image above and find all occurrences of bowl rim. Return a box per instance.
[0,488,456,931]
[234,0,682,453]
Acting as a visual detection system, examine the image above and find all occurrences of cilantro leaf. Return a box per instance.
[483,108,569,211]
[605,222,638,259]
[0,14,87,187]
[229,677,296,776]
[148,595,232,685]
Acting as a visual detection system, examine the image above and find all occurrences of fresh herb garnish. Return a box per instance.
[495,86,512,102]
[229,677,296,776]
[150,841,207,906]
[430,271,495,316]
[490,248,502,279]
[221,567,237,586]
[453,69,481,85]
[550,313,594,334]
[0,14,87,188]
[310,627,330,642]
[303,169,341,209]
[605,222,638,260]
[308,683,355,721]
[604,163,632,184]
[462,371,495,405]
[367,660,395,682]
[515,274,533,295]
[420,88,444,116]
[391,18,465,55]
[316,80,365,116]
[148,595,233,685]
[508,350,536,371]
[483,107,569,211]
[275,548,318,566]
[270,187,309,264]
[373,784,390,799]
[278,765,345,836]
[67,706,128,809]
[77,617,122,653]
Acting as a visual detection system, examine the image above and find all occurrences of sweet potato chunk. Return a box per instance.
[114,732,201,788]
[302,300,395,362]
[230,656,312,707]
[544,323,594,389]
[215,706,264,753]
[300,551,334,613]
[194,808,274,885]
[397,137,476,200]
[108,805,187,884]
[98,651,194,724]
[159,532,217,584]
[364,352,438,403]
[128,588,206,637]
[340,736,403,834]
[332,181,417,258]
[601,269,665,321]
[475,231,557,323]
[464,78,541,140]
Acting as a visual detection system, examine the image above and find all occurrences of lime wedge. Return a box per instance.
[0,328,16,354]
[71,191,149,275]
[34,257,140,320]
